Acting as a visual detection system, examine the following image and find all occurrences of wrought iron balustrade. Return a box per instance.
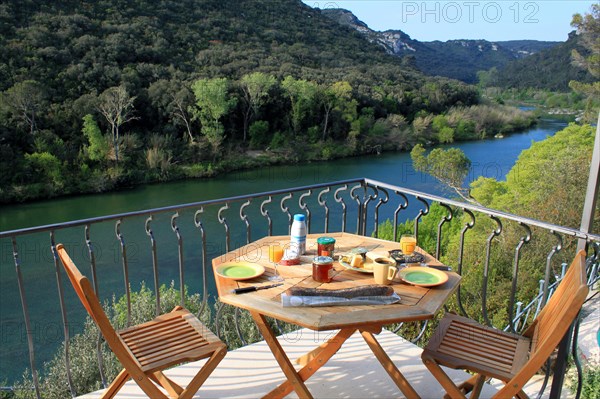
[1,177,598,398]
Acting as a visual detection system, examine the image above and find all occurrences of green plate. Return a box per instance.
[216,262,265,281]
[398,266,448,287]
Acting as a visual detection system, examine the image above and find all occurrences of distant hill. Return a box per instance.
[493,32,595,91]
[495,40,562,58]
[321,8,560,84]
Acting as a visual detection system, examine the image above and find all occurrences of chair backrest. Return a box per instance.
[56,244,128,357]
[498,250,589,397]
[527,249,588,354]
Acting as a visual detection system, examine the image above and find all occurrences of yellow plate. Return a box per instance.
[398,266,448,287]
[216,261,265,281]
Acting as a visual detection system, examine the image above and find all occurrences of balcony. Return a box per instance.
[1,178,598,398]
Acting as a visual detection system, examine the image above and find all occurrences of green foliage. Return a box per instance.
[570,365,600,399]
[472,123,597,229]
[411,144,471,201]
[24,152,64,188]
[240,72,276,141]
[376,203,462,257]
[82,114,109,162]
[191,77,236,158]
[486,31,595,92]
[569,4,600,122]
[281,76,318,134]
[249,120,270,149]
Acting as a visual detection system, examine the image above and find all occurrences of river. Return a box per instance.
[0,117,568,383]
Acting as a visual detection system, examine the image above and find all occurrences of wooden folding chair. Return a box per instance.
[421,250,589,399]
[56,244,227,399]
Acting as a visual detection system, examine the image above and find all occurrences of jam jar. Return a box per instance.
[317,236,336,257]
[312,256,334,283]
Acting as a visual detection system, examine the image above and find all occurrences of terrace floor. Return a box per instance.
[78,328,567,399]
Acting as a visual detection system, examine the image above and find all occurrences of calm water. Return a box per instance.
[0,117,567,382]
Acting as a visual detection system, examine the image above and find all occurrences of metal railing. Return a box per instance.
[1,177,598,398]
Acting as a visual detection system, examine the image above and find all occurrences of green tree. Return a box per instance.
[24,152,63,188]
[281,76,318,134]
[432,115,455,143]
[569,4,600,122]
[190,77,237,159]
[1,80,47,135]
[471,123,597,229]
[81,114,109,162]
[411,144,473,202]
[240,72,276,142]
[97,86,137,163]
[320,81,355,140]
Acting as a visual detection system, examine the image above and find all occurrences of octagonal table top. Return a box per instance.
[212,232,461,331]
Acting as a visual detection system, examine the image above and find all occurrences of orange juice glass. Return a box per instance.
[268,245,284,281]
[269,245,284,263]
[400,235,417,255]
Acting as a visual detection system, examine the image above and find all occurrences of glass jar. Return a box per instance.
[317,236,336,257]
[312,256,334,283]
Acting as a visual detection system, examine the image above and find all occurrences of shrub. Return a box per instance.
[570,365,600,399]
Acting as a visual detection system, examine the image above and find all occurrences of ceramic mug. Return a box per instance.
[373,257,398,285]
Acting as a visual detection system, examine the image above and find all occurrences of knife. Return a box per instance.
[232,283,284,295]
[427,265,452,271]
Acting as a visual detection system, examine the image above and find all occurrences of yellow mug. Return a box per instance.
[373,257,398,285]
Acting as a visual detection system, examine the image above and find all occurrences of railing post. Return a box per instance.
[577,113,599,251]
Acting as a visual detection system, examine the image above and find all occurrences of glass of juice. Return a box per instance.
[268,244,284,281]
[400,234,417,255]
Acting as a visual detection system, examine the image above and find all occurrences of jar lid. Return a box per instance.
[293,214,306,222]
[317,236,336,245]
[313,256,333,265]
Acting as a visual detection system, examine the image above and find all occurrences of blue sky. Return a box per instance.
[302,1,595,41]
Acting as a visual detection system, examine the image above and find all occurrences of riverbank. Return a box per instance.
[0,104,537,206]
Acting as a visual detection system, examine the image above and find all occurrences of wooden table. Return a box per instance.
[212,232,461,399]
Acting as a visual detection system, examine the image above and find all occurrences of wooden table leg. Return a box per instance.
[250,311,313,399]
[266,328,356,398]
[361,330,421,399]
[295,328,355,366]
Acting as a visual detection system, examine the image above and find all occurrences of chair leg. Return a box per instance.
[178,345,227,399]
[134,373,170,399]
[102,369,130,399]
[152,371,184,397]
[516,389,530,399]
[469,374,486,399]
[422,356,467,399]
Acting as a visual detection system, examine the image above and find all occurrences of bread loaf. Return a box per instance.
[286,285,394,299]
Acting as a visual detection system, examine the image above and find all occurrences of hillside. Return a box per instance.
[1,0,487,203]
[493,32,596,91]
[496,40,561,58]
[321,8,560,83]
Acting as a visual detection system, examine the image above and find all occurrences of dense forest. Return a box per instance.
[480,31,595,91]
[0,0,536,204]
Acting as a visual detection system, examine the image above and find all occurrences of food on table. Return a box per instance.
[286,285,394,298]
[350,254,364,268]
